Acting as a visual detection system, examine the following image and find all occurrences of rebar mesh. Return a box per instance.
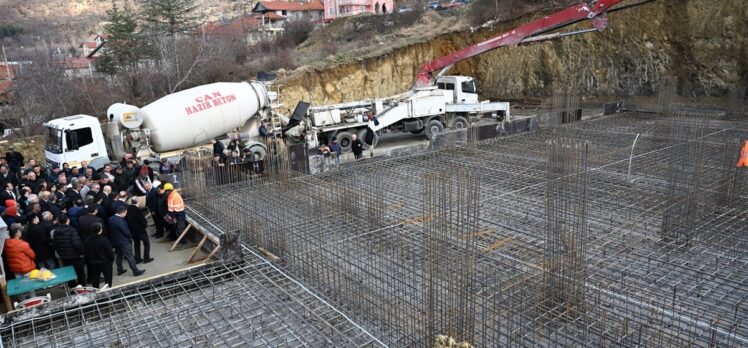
[3,109,748,347]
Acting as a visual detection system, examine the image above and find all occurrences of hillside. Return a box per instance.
[0,0,249,46]
[277,0,747,108]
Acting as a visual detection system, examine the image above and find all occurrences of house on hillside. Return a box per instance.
[323,0,393,20]
[203,13,285,42]
[252,0,325,23]
[79,34,107,58]
[0,61,32,105]
[63,57,96,78]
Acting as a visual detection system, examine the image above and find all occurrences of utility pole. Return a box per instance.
[1,45,11,80]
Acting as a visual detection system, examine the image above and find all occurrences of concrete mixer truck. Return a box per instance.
[43,82,275,170]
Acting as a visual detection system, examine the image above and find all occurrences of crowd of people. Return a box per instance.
[1,146,186,290]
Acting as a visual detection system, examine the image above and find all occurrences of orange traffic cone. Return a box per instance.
[737,140,748,167]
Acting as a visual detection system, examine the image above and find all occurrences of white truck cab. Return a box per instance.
[436,76,479,104]
[44,115,109,170]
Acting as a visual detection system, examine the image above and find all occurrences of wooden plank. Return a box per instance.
[169,223,193,251]
[187,235,208,263]
[482,238,513,254]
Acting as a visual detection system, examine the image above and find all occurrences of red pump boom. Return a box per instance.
[415,0,640,87]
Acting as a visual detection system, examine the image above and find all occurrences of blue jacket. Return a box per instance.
[108,215,132,248]
[68,206,85,231]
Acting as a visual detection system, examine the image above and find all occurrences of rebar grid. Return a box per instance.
[1,250,384,347]
[3,111,748,347]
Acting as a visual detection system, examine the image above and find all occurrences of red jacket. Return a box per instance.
[3,199,17,217]
[4,238,36,274]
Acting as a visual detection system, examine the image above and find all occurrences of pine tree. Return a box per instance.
[138,0,204,93]
[139,0,202,36]
[95,0,149,74]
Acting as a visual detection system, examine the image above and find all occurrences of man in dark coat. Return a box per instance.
[0,165,17,187]
[66,182,83,204]
[144,182,164,238]
[84,223,114,288]
[126,197,152,264]
[211,138,225,158]
[79,205,105,240]
[351,134,364,160]
[108,206,145,276]
[52,214,86,286]
[19,171,39,194]
[111,191,128,214]
[67,199,85,231]
[26,214,56,269]
[5,146,23,178]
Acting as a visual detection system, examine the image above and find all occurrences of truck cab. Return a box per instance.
[436,76,479,104]
[44,115,109,170]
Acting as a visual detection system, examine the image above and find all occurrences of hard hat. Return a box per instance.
[164,183,174,190]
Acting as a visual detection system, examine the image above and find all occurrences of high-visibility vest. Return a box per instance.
[737,141,748,168]
[167,190,185,212]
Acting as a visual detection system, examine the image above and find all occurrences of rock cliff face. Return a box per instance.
[279,0,746,108]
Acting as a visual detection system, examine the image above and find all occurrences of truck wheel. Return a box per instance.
[424,119,444,139]
[358,129,379,149]
[452,115,470,129]
[335,131,353,152]
[248,143,267,161]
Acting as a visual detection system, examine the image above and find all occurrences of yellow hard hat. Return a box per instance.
[163,183,174,190]
[28,269,40,279]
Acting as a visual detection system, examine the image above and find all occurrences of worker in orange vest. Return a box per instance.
[737,140,748,167]
[164,183,187,242]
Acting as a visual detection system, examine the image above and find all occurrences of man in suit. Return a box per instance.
[66,181,82,203]
[108,206,145,276]
[126,197,152,264]
[0,182,17,203]
[0,165,17,187]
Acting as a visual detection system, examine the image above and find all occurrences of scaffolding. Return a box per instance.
[2,109,748,347]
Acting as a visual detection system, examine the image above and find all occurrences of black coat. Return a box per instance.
[66,190,82,204]
[19,180,39,194]
[27,222,55,261]
[84,234,114,265]
[0,190,17,203]
[108,215,132,248]
[0,172,17,187]
[213,141,225,156]
[125,205,148,239]
[145,188,159,212]
[5,151,23,169]
[157,192,169,218]
[78,214,105,240]
[352,138,364,155]
[113,174,128,192]
[52,224,84,260]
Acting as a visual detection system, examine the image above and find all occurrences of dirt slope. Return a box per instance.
[277,0,747,109]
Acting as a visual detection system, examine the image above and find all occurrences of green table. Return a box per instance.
[6,266,77,297]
